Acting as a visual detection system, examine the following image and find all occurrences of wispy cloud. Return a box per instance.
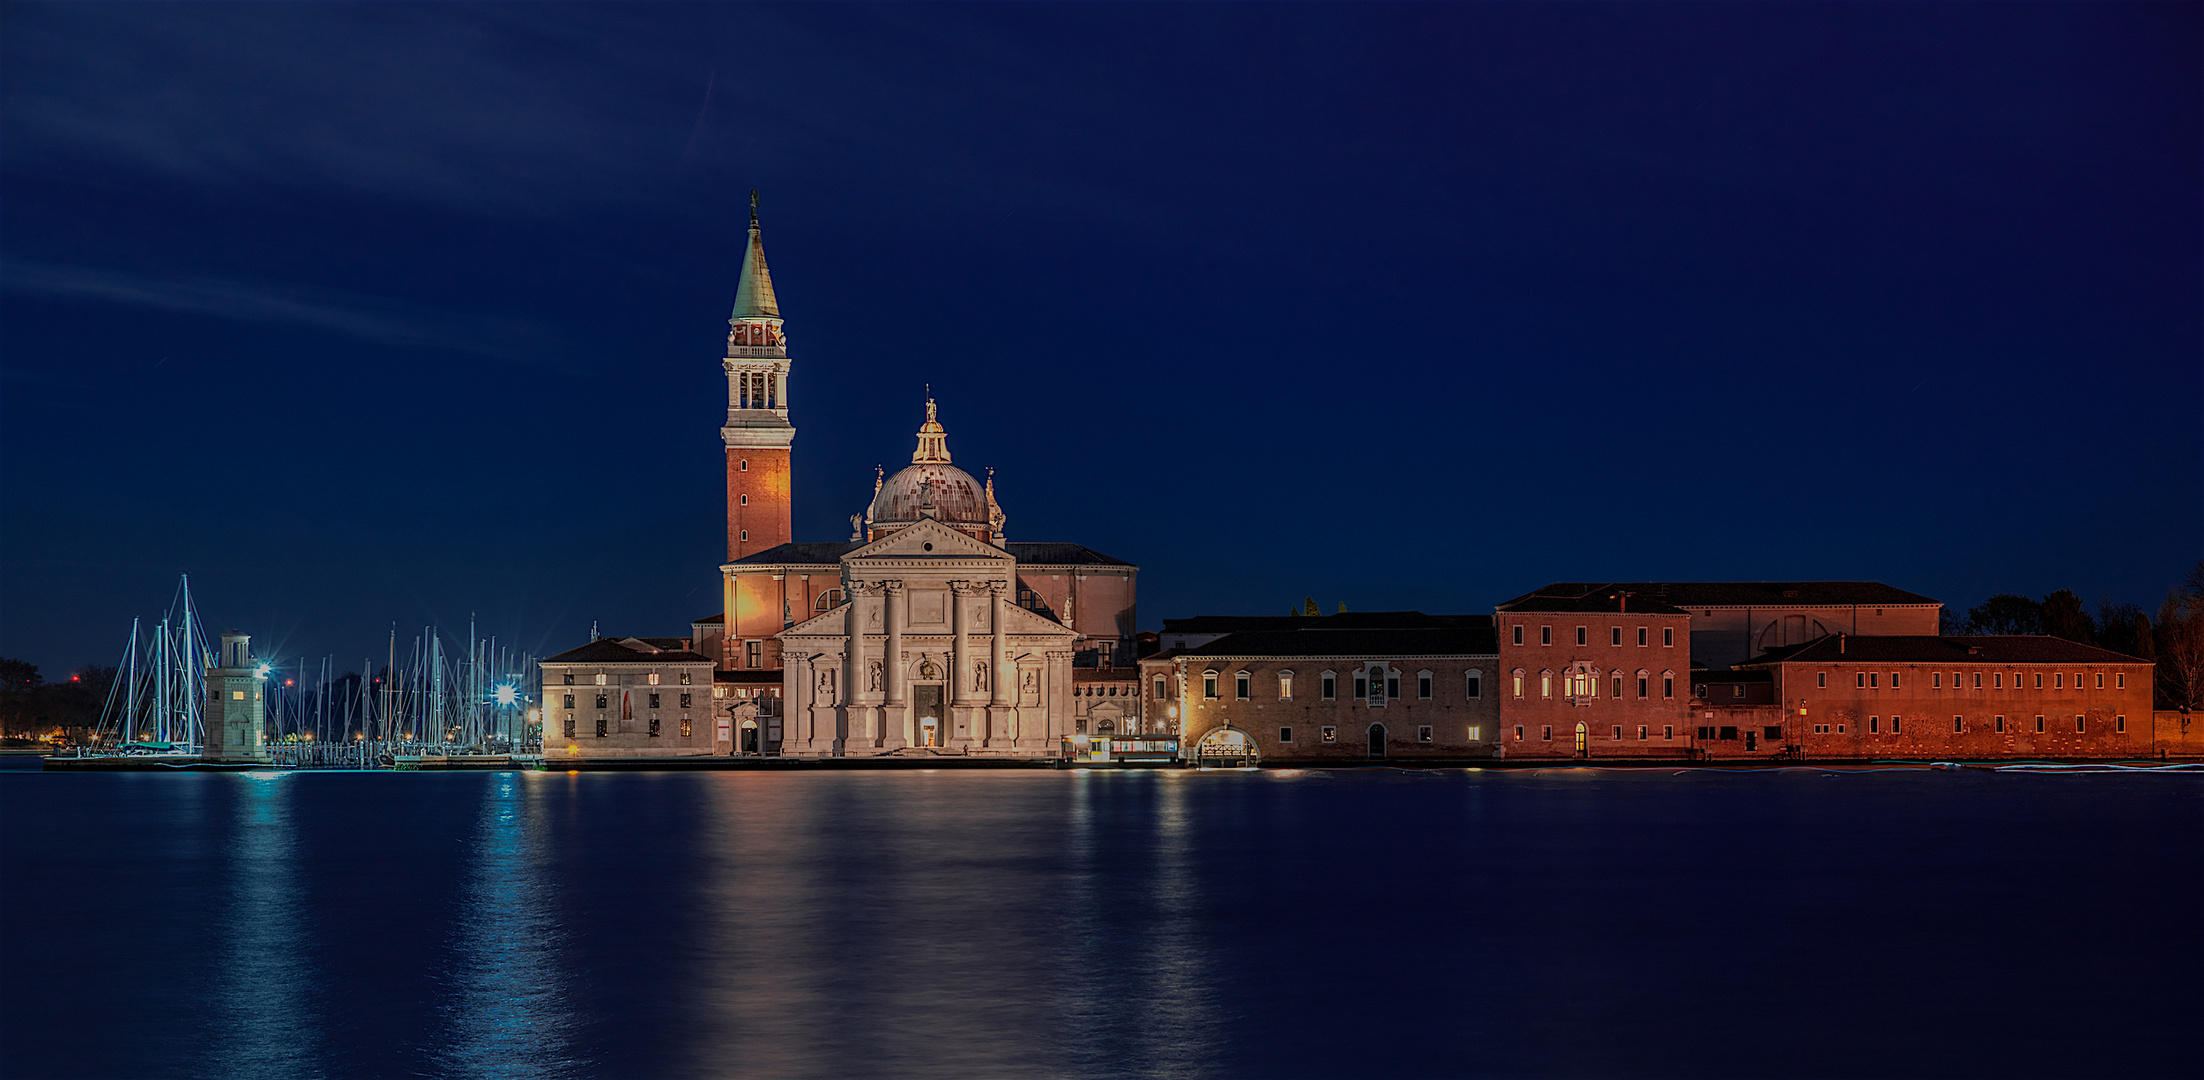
[2,261,555,361]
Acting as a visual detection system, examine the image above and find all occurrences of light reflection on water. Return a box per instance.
[432,771,579,1079]
[5,768,2201,1079]
[202,772,322,1080]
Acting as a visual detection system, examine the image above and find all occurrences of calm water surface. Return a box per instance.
[2,766,2198,1079]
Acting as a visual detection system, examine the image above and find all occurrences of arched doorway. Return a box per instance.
[1574,721,1587,756]
[917,714,942,747]
[1195,726,1256,767]
[740,719,760,754]
[1367,723,1386,758]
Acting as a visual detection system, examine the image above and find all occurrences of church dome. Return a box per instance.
[869,462,989,526]
[864,397,1007,542]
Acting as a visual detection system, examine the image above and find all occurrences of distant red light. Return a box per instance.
[70,675,80,682]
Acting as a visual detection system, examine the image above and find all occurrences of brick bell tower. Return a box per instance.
[722,190,794,561]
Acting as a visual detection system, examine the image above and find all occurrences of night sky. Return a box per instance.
[2,3,2197,676]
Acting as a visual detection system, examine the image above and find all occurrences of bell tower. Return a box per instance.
[722,190,795,561]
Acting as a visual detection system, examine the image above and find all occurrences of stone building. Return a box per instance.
[1493,583,1697,759]
[203,631,269,763]
[1144,612,1501,763]
[539,637,721,758]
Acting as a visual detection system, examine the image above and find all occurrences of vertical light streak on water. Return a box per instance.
[431,772,582,1079]
[1133,773,1222,1078]
[201,772,322,1080]
[685,773,830,1078]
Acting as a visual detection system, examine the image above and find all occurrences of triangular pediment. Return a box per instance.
[996,600,1078,639]
[848,518,1011,563]
[781,604,849,638]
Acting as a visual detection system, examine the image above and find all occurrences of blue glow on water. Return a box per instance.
[2,768,2199,1078]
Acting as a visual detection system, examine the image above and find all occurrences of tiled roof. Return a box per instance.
[1497,584,1690,616]
[1747,635,2149,665]
[541,639,714,665]
[1007,542,1134,567]
[730,542,863,566]
[1598,581,1941,607]
[1691,669,1773,684]
[1072,667,1141,682]
[1162,612,1491,634]
[714,670,784,685]
[1177,627,1500,659]
[1163,615,1317,634]
[692,613,724,626]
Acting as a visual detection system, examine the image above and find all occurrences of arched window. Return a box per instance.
[814,588,845,611]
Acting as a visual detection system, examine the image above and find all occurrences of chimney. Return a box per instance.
[1838,633,1846,655]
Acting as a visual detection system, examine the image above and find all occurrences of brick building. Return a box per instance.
[1543,581,1943,669]
[1493,583,1696,759]
[1144,612,1501,763]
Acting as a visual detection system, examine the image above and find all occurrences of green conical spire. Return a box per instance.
[731,189,780,319]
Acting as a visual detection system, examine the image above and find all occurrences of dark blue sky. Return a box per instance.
[3,2,2197,675]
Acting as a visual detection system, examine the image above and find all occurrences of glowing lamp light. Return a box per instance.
[253,663,272,679]
[494,684,518,707]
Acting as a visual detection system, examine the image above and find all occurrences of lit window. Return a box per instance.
[1321,726,1337,742]
[680,672,692,685]
[1467,726,1482,741]
[649,673,661,686]
[1611,675,1623,698]
[1637,725,1648,739]
[1278,674,1293,700]
[595,674,607,686]
[1514,725,1524,740]
[1512,672,1524,698]
[1732,685,1744,699]
[746,641,762,668]
[1611,725,1623,740]
[596,695,608,709]
[1418,726,1433,743]
[679,693,692,709]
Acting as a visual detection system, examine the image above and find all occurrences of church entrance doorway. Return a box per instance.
[1575,722,1588,756]
[1367,724,1386,758]
[914,684,945,747]
[741,720,759,754]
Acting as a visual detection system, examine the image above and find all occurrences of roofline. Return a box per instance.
[1174,653,1501,663]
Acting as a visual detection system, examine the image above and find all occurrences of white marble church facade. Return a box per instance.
[776,518,1081,755]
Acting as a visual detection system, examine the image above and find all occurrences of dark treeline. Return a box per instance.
[1942,560,2204,712]
[0,659,115,740]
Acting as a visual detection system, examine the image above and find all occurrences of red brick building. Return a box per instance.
[1494,583,1695,758]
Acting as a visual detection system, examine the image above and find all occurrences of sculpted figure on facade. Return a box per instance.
[973,661,989,692]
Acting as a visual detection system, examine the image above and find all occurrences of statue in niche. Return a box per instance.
[973,662,989,692]
[1022,669,1038,693]
[918,658,940,681]
[867,660,883,691]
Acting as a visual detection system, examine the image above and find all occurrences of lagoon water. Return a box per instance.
[2,765,2199,1079]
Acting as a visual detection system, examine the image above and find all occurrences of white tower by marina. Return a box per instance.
[203,631,269,762]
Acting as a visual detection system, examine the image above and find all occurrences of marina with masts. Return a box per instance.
[56,574,541,770]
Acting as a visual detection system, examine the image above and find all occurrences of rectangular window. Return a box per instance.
[1893,716,1902,733]
[1663,676,1673,699]
[2116,673,2125,689]
[1638,725,1648,740]
[1611,725,1623,740]
[1857,673,1866,688]
[679,692,692,709]
[1321,726,1337,743]
[2055,673,2063,689]
[1611,627,1622,646]
[1540,673,1552,698]
[595,674,607,686]
[2076,715,2085,732]
[1664,628,1674,647]
[680,719,692,738]
[596,695,608,709]
[745,641,762,668]
[2035,715,2045,732]
[1513,625,1524,646]
[1637,676,1649,699]
[1973,672,1982,689]
[1418,674,1432,699]
[1321,673,1336,700]
[1577,626,1588,646]
[1467,726,1482,741]
[595,715,608,737]
[1892,672,1901,689]
[1732,685,1744,699]
[1512,673,1523,698]
[1279,726,1293,743]
[648,692,661,710]
[2035,673,2043,689]
[1994,715,2005,732]
[1817,672,1826,688]
[648,672,661,686]
[1154,675,1167,700]
[1953,715,1963,733]
[1418,726,1433,743]
[1870,673,1879,688]
[1663,725,1674,740]
[1870,716,1879,732]
[1235,672,1250,700]
[563,674,575,685]
[1353,674,1368,698]
[680,672,692,685]
[1279,674,1293,700]
[1541,626,1552,646]
[563,694,575,709]
[648,717,661,738]
[1934,673,1942,688]
[1995,673,2003,688]
[1541,726,1552,741]
[1514,725,1525,741]
[1202,673,1219,699]
[1466,672,1481,699]
[1763,725,1782,741]
[1385,674,1399,700]
[1638,627,1648,646]
[2095,673,2103,689]
[563,717,576,738]
[2116,715,2125,733]
[1612,676,1624,698]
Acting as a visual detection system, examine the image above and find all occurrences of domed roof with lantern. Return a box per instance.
[864,397,1007,544]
